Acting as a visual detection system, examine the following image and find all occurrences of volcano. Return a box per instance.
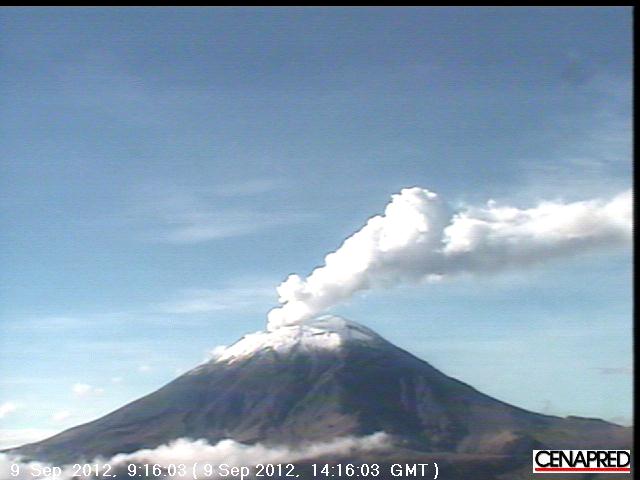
[7,316,631,478]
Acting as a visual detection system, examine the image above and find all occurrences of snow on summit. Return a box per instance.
[209,316,382,364]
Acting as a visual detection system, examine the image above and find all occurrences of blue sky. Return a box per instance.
[0,7,632,447]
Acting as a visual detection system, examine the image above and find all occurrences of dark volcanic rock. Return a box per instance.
[7,316,632,468]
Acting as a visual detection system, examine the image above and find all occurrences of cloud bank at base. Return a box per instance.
[0,433,391,480]
[267,187,632,330]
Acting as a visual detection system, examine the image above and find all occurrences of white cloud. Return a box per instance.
[0,433,391,479]
[137,365,151,373]
[162,210,296,243]
[50,411,72,423]
[268,187,632,330]
[71,384,104,398]
[441,189,631,265]
[71,384,91,396]
[108,433,391,476]
[0,403,18,420]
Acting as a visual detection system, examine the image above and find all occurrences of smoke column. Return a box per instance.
[267,187,632,331]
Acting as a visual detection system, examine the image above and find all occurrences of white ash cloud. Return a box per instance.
[268,187,632,330]
[0,433,390,480]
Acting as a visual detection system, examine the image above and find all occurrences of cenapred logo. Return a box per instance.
[533,450,631,474]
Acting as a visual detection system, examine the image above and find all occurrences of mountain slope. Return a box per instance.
[8,316,631,467]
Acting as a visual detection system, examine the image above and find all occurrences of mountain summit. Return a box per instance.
[206,315,385,364]
[8,316,631,476]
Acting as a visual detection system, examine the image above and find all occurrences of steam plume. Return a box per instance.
[267,187,631,330]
